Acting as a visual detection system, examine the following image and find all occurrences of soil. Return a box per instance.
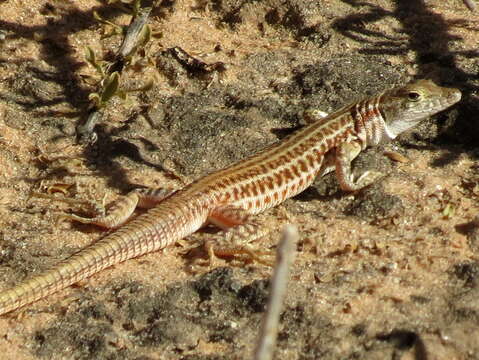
[0,0,478,359]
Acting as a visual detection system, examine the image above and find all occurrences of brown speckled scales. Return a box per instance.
[0,80,461,315]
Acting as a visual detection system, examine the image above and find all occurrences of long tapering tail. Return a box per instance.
[0,201,204,315]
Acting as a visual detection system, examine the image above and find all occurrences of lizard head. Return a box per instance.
[381,79,461,140]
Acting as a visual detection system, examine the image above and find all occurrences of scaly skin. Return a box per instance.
[0,80,461,315]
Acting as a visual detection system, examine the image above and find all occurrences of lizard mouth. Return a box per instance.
[445,87,462,105]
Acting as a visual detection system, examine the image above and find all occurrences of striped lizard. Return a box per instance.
[0,79,461,315]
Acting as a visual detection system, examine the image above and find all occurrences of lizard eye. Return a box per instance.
[407,91,421,101]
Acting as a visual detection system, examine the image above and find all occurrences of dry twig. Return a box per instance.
[463,0,476,11]
[254,225,298,360]
[76,6,152,144]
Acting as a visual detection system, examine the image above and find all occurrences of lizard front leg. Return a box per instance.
[335,141,384,191]
[205,206,273,266]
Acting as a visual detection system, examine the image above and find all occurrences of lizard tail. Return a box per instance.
[0,202,203,315]
[0,231,133,315]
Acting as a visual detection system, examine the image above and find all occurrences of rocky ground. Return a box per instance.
[0,0,478,359]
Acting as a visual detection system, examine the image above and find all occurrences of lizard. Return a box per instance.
[0,79,461,315]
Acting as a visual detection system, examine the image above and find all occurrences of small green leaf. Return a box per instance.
[138,24,151,47]
[85,46,95,64]
[101,72,120,104]
[88,92,102,108]
[442,203,455,219]
[84,46,104,76]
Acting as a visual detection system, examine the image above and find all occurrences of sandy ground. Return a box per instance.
[0,0,478,359]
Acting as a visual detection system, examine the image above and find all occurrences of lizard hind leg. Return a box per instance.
[205,206,274,266]
[65,187,177,228]
[35,187,177,229]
